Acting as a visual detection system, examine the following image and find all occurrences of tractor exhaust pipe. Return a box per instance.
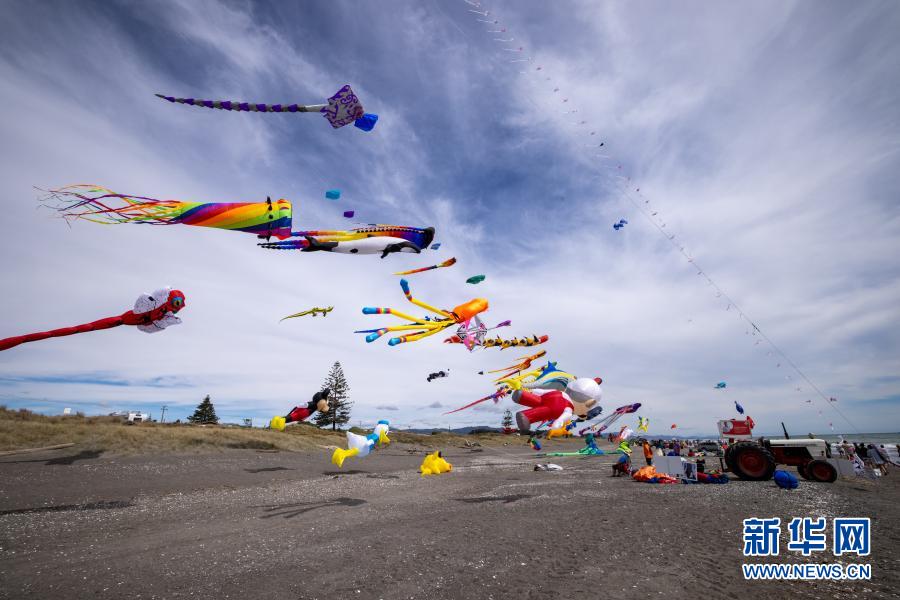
[781,422,790,439]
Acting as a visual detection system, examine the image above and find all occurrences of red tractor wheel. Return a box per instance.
[797,463,811,480]
[806,459,837,483]
[730,443,776,481]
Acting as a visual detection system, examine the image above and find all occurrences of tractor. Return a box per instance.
[718,418,838,483]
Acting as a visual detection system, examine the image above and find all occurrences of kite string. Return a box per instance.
[610,178,860,434]
[452,0,860,435]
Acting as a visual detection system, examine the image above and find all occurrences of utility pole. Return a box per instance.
[160,405,168,424]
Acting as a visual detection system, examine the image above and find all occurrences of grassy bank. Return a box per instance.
[0,407,512,454]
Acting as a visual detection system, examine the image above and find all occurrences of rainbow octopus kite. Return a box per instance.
[0,288,185,352]
[156,84,378,131]
[356,279,501,348]
[43,186,434,258]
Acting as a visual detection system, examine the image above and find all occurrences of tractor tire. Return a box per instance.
[806,459,838,483]
[730,443,776,481]
[797,463,811,480]
[724,444,738,472]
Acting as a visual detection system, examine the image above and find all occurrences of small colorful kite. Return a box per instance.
[430,243,442,250]
[637,416,649,433]
[715,381,727,389]
[466,274,486,284]
[156,85,378,131]
[670,424,677,429]
[393,257,457,276]
[0,288,185,352]
[279,306,333,321]
[343,211,354,218]
[735,401,745,415]
[484,350,548,381]
[426,370,449,382]
[613,219,628,231]
[325,190,341,200]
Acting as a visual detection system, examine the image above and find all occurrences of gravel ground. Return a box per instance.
[1,441,897,599]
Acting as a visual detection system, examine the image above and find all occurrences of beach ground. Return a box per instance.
[1,439,897,599]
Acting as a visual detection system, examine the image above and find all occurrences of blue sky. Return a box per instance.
[0,0,898,435]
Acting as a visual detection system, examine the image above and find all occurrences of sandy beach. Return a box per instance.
[1,440,897,599]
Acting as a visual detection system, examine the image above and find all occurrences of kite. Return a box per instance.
[579,403,641,436]
[484,371,601,434]
[0,288,185,352]
[443,362,578,416]
[43,185,436,257]
[546,421,575,439]
[270,390,330,431]
[430,243,441,250]
[259,225,434,258]
[528,436,542,451]
[279,306,333,321]
[427,370,449,382]
[420,451,452,475]
[613,219,628,231]
[715,382,727,389]
[484,350,548,381]
[670,424,677,429]
[735,401,744,415]
[325,190,341,200]
[444,333,548,350]
[466,275,486,284]
[356,278,489,347]
[829,397,838,402]
[343,211,354,218]
[331,420,390,468]
[156,85,378,131]
[442,318,511,352]
[393,257,457,276]
[614,425,633,444]
[637,416,649,433]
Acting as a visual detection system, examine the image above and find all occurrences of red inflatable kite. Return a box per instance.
[0,288,186,352]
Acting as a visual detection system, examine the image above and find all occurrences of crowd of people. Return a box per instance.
[838,440,896,476]
[608,437,898,479]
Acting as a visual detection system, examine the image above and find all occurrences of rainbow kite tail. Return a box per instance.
[42,185,293,239]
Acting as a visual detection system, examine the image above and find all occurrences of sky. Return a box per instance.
[0,0,898,436]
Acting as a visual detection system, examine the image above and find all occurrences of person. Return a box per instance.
[869,444,888,476]
[655,445,664,457]
[612,453,630,477]
[673,440,681,456]
[884,444,900,467]
[856,443,869,459]
[642,440,653,466]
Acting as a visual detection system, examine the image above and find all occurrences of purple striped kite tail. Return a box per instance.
[154,94,320,114]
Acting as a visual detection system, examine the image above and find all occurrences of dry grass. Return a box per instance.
[0,407,514,455]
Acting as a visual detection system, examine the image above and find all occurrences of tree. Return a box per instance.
[501,409,513,431]
[313,362,352,430]
[188,395,219,425]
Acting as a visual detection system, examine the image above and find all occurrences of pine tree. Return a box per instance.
[188,395,219,425]
[501,409,513,430]
[313,362,352,430]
